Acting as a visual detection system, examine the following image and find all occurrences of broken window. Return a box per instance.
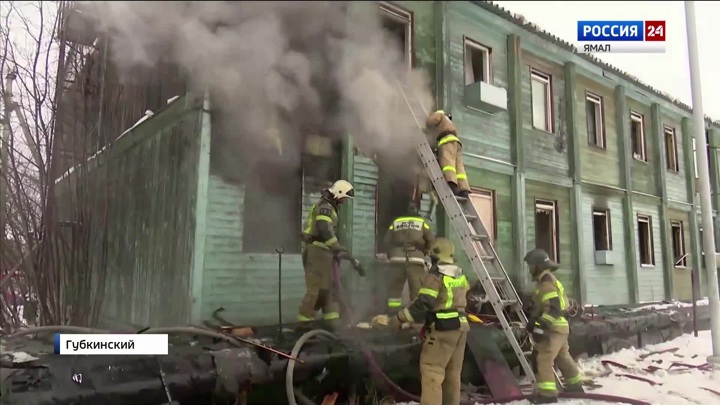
[637,214,655,266]
[630,111,646,161]
[665,126,679,172]
[379,2,412,70]
[376,3,414,256]
[464,38,492,85]
[535,199,559,262]
[671,220,687,267]
[586,92,605,148]
[592,208,612,251]
[530,69,553,132]
[242,167,303,254]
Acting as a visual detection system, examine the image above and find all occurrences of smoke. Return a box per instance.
[81,1,435,188]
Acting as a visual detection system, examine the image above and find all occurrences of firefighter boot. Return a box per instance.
[458,189,470,199]
[564,383,585,393]
[448,182,462,197]
[532,395,559,404]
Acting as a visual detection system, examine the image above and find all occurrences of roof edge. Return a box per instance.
[471,1,719,127]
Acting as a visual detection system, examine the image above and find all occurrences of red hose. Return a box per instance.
[331,261,651,405]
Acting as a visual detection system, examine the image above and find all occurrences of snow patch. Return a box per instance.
[399,331,718,405]
[54,110,155,184]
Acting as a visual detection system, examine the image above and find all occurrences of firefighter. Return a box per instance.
[389,238,469,405]
[297,180,364,325]
[524,249,584,404]
[425,110,470,198]
[383,201,434,313]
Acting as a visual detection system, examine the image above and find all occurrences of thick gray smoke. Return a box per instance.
[82,1,435,188]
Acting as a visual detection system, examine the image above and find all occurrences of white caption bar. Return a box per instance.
[575,41,666,54]
[56,334,169,355]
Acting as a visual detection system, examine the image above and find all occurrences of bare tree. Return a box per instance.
[1,1,109,332]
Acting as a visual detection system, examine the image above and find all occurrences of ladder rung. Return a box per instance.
[455,196,468,202]
[465,214,478,221]
[501,299,518,306]
[470,234,488,241]
[480,255,496,261]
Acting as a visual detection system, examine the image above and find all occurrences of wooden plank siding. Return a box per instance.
[626,98,656,195]
[661,112,690,204]
[668,209,693,300]
[451,168,515,284]
[95,96,202,326]
[520,51,570,181]
[581,192,630,305]
[525,181,573,294]
[632,198,666,302]
[576,75,622,188]
[446,2,512,163]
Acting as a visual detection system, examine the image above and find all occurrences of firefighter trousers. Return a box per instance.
[297,245,339,321]
[535,331,583,398]
[386,262,427,312]
[437,141,469,191]
[419,327,467,405]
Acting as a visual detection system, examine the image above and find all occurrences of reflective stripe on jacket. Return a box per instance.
[531,269,570,333]
[385,216,434,263]
[302,199,339,250]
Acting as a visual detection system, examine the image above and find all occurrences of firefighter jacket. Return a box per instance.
[426,111,459,140]
[396,263,470,331]
[530,269,570,334]
[384,216,434,264]
[302,197,345,253]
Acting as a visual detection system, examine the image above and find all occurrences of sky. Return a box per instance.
[493,1,720,120]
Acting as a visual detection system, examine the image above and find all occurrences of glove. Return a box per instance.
[370,314,389,328]
[334,250,351,261]
[388,313,403,332]
[418,325,428,341]
[532,328,546,342]
[351,259,366,277]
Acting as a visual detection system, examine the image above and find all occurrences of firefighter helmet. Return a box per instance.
[430,237,455,264]
[328,180,354,200]
[523,248,559,273]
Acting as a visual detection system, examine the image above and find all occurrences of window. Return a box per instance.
[242,167,303,254]
[692,138,699,179]
[535,200,559,262]
[530,69,553,132]
[469,188,495,242]
[586,92,605,148]
[464,38,492,85]
[379,2,412,70]
[671,221,687,267]
[376,3,414,255]
[637,215,655,266]
[592,208,612,251]
[242,134,341,254]
[665,126,679,172]
[630,111,646,161]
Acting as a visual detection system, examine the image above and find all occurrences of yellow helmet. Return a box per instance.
[430,237,455,264]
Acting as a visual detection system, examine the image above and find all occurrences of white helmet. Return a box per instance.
[328,180,355,200]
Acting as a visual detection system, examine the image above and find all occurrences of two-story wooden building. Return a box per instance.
[58,1,720,327]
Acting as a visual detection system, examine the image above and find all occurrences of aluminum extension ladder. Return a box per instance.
[395,81,539,385]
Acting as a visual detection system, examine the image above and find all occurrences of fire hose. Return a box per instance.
[285,259,652,405]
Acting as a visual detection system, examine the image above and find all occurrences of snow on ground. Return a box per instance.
[583,298,710,313]
[400,331,718,405]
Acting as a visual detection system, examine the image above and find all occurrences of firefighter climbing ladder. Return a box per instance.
[395,81,539,386]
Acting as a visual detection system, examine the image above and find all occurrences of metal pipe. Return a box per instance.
[691,270,698,337]
[276,246,285,337]
[684,0,720,364]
